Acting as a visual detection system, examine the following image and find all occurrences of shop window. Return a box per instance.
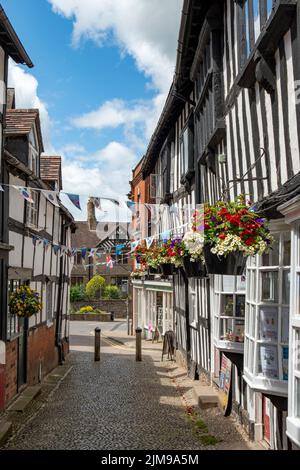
[214,276,246,352]
[244,229,290,394]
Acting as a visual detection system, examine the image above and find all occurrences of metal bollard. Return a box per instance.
[95,327,101,362]
[136,327,142,362]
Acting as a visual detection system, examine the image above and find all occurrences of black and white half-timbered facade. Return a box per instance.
[0,85,75,408]
[140,0,300,450]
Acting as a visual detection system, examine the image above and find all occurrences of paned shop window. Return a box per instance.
[244,230,290,383]
[214,276,246,347]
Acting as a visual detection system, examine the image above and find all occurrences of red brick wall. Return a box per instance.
[27,324,59,385]
[4,339,18,407]
[1,324,68,410]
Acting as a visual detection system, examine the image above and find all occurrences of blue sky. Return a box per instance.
[2,0,182,219]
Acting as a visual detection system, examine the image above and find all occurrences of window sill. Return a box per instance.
[243,369,288,397]
[286,417,300,448]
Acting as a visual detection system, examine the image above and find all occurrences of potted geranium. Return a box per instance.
[9,285,42,318]
[202,196,273,275]
[182,230,206,278]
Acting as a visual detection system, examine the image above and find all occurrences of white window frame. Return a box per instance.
[243,221,290,397]
[213,275,246,354]
[26,191,39,228]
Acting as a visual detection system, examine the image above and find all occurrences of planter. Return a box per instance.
[160,263,174,276]
[183,257,206,278]
[203,245,247,275]
[148,266,160,274]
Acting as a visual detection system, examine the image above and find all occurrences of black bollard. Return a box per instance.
[136,327,142,362]
[95,327,101,362]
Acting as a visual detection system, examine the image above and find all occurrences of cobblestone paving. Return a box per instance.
[4,325,255,450]
[4,340,208,450]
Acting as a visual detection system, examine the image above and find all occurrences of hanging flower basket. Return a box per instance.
[148,266,160,275]
[199,196,273,275]
[203,245,247,275]
[183,256,206,278]
[9,285,42,318]
[160,263,174,276]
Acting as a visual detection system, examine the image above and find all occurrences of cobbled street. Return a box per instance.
[3,321,256,450]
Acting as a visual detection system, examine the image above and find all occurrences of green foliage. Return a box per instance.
[70,284,86,302]
[86,275,106,300]
[103,285,121,299]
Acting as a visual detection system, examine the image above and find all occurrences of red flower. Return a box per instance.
[219,233,226,240]
[245,239,255,246]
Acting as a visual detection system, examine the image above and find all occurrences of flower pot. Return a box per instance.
[203,245,247,275]
[160,263,174,276]
[183,257,206,278]
[148,266,159,274]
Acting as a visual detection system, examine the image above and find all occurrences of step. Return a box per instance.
[8,385,41,412]
[193,384,219,410]
[0,420,12,446]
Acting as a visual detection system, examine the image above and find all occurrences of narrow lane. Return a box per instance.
[5,321,205,450]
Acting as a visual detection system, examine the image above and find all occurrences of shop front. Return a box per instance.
[279,196,300,449]
[132,279,174,341]
[243,221,291,449]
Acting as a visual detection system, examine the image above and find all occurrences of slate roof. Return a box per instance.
[5,109,44,152]
[40,156,63,190]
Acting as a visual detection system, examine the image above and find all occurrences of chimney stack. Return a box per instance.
[87,198,97,231]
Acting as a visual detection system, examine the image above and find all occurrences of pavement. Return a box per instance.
[2,320,259,450]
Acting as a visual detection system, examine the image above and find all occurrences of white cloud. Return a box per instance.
[49,0,182,93]
[49,0,183,148]
[59,141,136,220]
[8,60,53,153]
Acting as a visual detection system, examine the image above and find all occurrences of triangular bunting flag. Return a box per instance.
[0,185,4,192]
[89,248,97,258]
[106,255,114,269]
[81,248,87,258]
[53,245,60,255]
[43,190,60,208]
[101,197,120,206]
[115,244,125,255]
[126,201,136,214]
[65,193,81,210]
[130,240,140,252]
[145,237,154,249]
[161,230,171,242]
[14,186,35,204]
